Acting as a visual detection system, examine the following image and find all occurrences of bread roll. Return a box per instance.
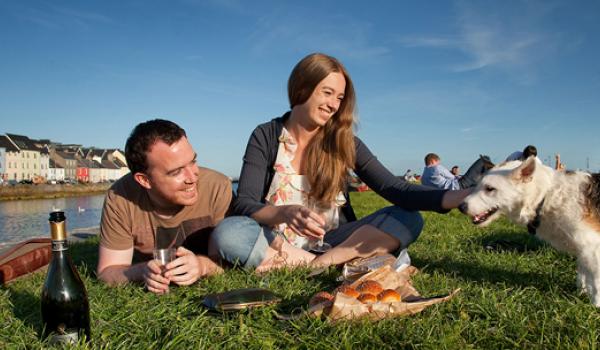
[309,291,334,307]
[377,289,402,303]
[336,285,360,298]
[356,280,384,295]
[357,293,378,304]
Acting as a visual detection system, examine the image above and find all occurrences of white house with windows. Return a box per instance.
[39,147,50,180]
[0,145,5,183]
[47,159,65,182]
[0,135,20,181]
[6,133,42,181]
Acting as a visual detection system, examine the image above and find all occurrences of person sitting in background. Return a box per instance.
[403,169,416,182]
[450,166,460,177]
[96,119,232,294]
[421,153,493,190]
[506,145,537,162]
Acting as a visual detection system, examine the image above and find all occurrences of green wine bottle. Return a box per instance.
[40,211,91,344]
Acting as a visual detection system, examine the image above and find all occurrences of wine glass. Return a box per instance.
[153,247,176,275]
[307,202,337,253]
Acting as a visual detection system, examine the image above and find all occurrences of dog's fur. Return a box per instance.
[459,156,600,305]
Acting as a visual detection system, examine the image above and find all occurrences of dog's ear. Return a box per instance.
[512,156,536,183]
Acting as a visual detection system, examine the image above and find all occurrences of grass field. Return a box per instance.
[2,191,600,349]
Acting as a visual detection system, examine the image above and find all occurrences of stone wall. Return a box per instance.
[0,183,111,200]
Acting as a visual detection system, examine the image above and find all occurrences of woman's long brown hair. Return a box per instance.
[288,53,356,205]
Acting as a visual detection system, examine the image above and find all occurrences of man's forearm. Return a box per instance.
[97,262,147,286]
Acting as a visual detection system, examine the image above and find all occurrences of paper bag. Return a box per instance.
[312,265,459,321]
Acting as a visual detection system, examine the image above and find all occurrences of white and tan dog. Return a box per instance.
[459,156,600,306]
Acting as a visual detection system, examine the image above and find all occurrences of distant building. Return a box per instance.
[0,144,5,182]
[47,159,65,182]
[85,148,105,163]
[76,159,90,183]
[38,146,50,181]
[101,159,121,182]
[113,158,129,177]
[1,132,128,183]
[6,133,42,181]
[0,135,19,181]
[52,151,78,181]
[89,160,103,183]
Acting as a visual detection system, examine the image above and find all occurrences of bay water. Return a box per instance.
[0,194,105,247]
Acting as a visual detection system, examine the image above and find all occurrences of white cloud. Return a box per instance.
[396,0,563,83]
[53,7,113,24]
[248,12,389,61]
[16,5,112,30]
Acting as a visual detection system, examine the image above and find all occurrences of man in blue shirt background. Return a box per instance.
[421,153,493,190]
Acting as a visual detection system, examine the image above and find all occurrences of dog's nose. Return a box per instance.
[458,202,468,214]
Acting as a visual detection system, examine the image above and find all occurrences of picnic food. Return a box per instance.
[357,293,378,304]
[309,291,334,306]
[306,263,458,321]
[335,285,360,298]
[377,289,402,303]
[356,280,383,295]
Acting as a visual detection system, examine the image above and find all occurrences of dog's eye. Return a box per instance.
[484,185,495,193]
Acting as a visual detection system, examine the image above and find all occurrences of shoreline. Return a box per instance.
[0,183,111,201]
[0,226,100,253]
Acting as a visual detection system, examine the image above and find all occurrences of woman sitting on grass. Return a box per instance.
[211,53,471,272]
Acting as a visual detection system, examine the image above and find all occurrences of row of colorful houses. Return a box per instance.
[0,133,129,184]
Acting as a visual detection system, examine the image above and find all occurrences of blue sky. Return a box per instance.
[1,0,599,177]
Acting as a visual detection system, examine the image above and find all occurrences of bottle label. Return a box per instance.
[51,240,67,251]
[49,331,79,345]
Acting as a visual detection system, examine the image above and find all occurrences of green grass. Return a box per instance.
[3,191,600,349]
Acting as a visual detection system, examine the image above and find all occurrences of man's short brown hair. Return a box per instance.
[424,153,440,166]
[125,119,187,174]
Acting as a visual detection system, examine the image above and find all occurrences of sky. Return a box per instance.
[1,0,599,177]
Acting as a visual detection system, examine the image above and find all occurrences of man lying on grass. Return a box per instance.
[96,119,232,294]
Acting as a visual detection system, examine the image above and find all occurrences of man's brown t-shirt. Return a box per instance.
[99,167,232,262]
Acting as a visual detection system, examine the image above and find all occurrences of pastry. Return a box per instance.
[336,285,360,298]
[357,293,378,304]
[356,280,384,295]
[377,289,402,303]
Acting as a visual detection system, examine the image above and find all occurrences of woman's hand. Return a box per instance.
[442,188,474,209]
[278,205,326,239]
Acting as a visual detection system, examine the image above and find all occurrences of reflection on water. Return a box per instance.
[0,194,105,246]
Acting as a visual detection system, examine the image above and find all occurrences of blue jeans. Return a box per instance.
[210,206,424,269]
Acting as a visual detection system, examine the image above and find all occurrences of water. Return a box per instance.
[0,194,105,247]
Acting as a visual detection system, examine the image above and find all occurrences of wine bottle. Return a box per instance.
[40,211,91,344]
